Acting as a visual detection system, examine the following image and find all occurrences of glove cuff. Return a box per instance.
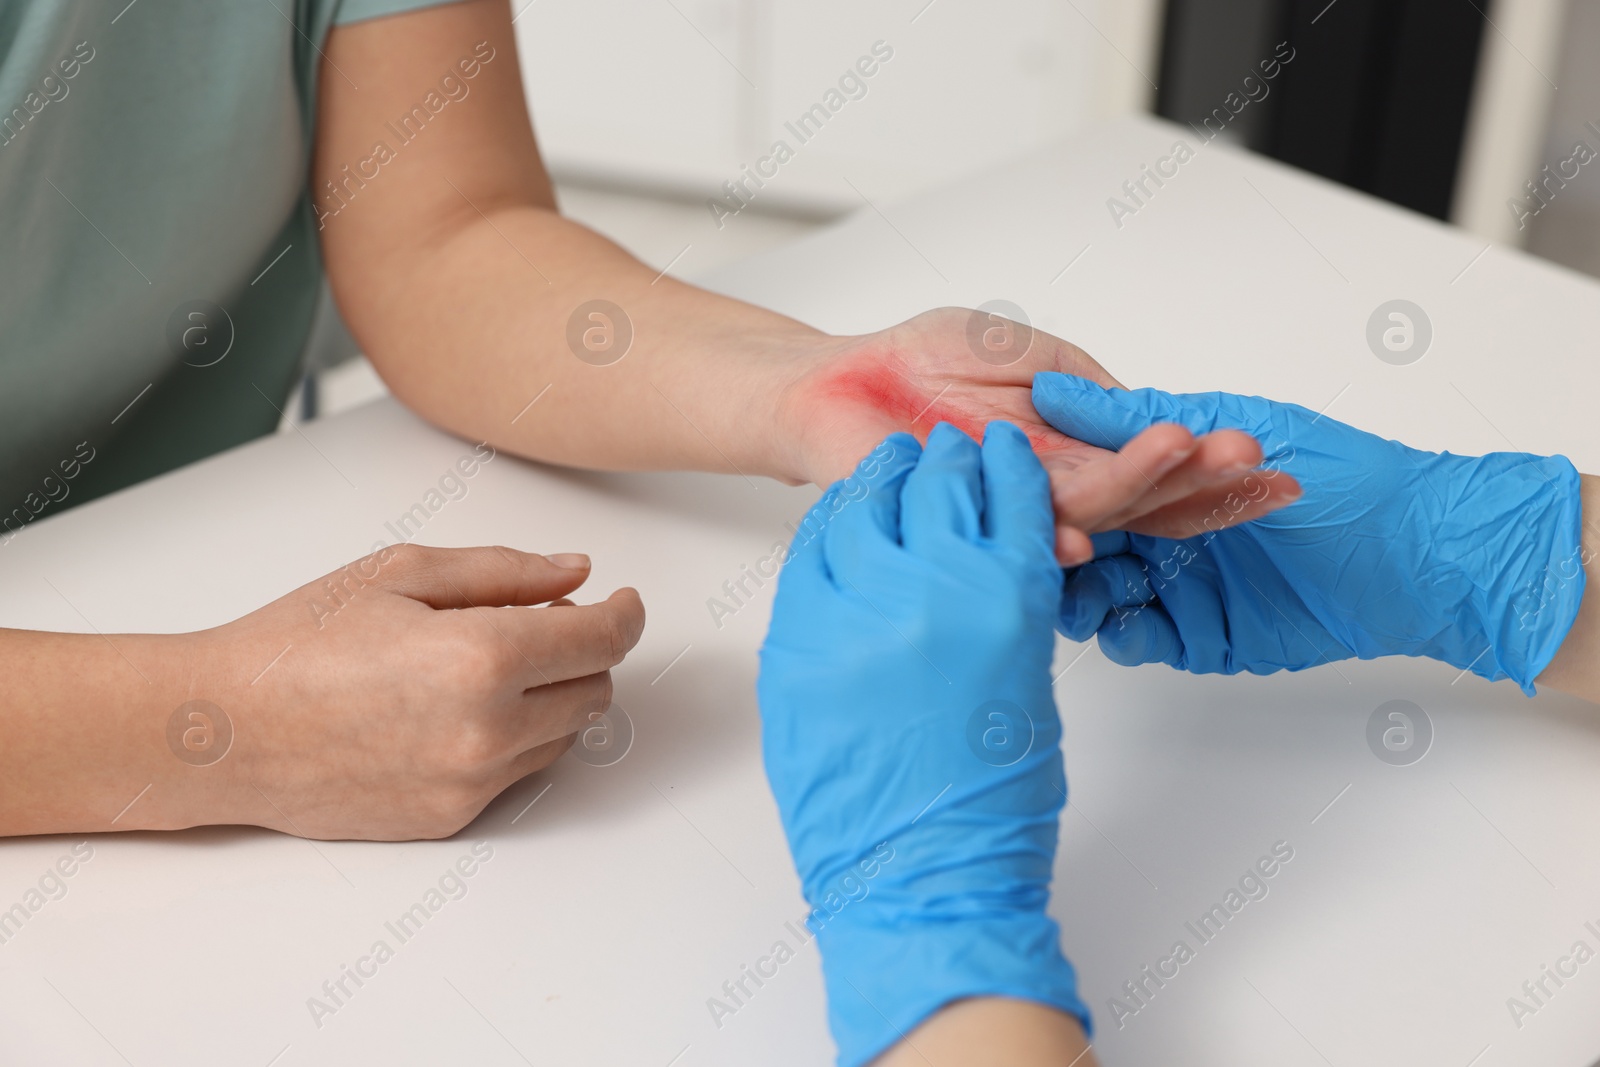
[816,911,1089,1067]
[1482,454,1587,693]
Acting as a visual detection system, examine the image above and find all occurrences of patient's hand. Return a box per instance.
[781,308,1300,563]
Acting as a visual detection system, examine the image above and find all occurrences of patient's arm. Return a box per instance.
[1536,474,1600,702]
[317,3,1296,571]
[878,998,1098,1067]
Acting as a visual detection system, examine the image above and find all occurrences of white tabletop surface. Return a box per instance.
[5,115,1600,1067]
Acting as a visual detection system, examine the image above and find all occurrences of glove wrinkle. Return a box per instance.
[1032,373,1585,694]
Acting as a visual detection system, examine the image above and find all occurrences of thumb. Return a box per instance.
[1033,373,1234,449]
[378,544,594,609]
[1058,553,1153,641]
[1098,604,1185,668]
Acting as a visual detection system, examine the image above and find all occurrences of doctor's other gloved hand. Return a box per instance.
[758,423,1090,1067]
[1032,373,1586,693]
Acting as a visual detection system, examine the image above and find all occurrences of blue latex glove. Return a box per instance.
[757,422,1089,1067]
[1032,373,1586,693]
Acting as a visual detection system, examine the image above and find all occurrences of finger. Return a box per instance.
[776,483,849,594]
[381,544,593,609]
[900,422,984,552]
[479,587,645,688]
[822,433,922,584]
[1126,471,1303,540]
[513,672,612,753]
[1088,529,1134,557]
[1032,373,1224,448]
[546,598,576,608]
[1032,373,1169,449]
[506,733,578,783]
[1058,526,1131,567]
[1056,525,1095,567]
[1079,429,1265,533]
[837,433,924,543]
[980,421,1055,559]
[1097,603,1185,667]
[1046,423,1196,531]
[1059,554,1157,641]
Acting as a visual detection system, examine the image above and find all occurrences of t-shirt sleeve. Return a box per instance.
[333,0,467,26]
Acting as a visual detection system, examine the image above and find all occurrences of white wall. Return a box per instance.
[511,0,1161,217]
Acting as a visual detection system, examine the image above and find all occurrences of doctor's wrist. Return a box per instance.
[817,909,1089,1067]
[1461,452,1586,691]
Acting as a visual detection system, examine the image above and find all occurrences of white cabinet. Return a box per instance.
[513,0,1159,216]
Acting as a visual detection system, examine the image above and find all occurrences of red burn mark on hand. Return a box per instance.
[817,364,1068,454]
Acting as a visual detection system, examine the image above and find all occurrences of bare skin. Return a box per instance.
[0,546,642,839]
[1536,474,1600,703]
[0,0,1287,840]
[785,316,1300,561]
[879,998,1096,1067]
[311,0,1295,566]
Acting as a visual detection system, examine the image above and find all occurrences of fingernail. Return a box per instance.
[1223,462,1257,477]
[547,553,591,570]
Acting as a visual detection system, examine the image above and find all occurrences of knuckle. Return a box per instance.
[1056,339,1092,367]
[476,631,519,676]
[383,541,431,578]
[446,623,517,685]
[342,550,387,586]
[447,720,504,770]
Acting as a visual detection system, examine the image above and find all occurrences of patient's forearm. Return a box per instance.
[876,998,1096,1067]
[0,629,200,836]
[1537,474,1600,701]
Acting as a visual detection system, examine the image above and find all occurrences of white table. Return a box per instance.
[5,115,1600,1067]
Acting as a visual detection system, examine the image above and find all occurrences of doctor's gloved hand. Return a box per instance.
[1032,373,1586,693]
[758,423,1089,1067]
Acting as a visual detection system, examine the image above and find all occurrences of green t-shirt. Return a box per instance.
[0,0,456,533]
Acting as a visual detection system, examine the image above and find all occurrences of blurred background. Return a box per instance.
[302,0,1600,418]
